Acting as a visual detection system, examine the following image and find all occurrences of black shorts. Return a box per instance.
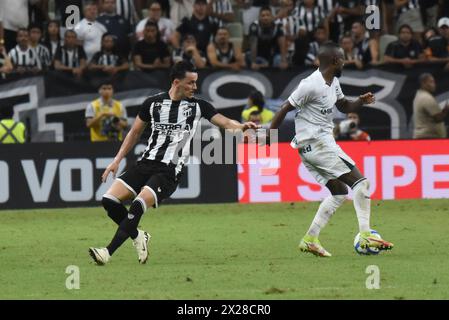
[117,159,180,208]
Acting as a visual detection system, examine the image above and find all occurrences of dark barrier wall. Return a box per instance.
[0,142,237,210]
[0,65,448,143]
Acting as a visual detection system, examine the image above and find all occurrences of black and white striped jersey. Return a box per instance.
[116,0,137,25]
[317,0,343,22]
[137,92,218,174]
[398,0,419,14]
[32,44,52,69]
[292,4,325,34]
[90,51,125,66]
[8,45,39,69]
[54,45,87,68]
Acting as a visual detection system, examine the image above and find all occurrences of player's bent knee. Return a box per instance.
[353,179,370,198]
[102,194,121,209]
[106,180,135,201]
[137,187,157,209]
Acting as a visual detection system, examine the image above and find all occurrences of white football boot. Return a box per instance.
[133,229,151,264]
[89,247,110,265]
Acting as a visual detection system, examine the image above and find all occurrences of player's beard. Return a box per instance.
[335,69,342,78]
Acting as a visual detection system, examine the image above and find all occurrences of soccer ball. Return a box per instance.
[354,230,381,255]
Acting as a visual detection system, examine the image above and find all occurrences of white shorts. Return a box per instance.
[298,137,355,186]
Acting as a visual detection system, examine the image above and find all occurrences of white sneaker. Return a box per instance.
[89,247,110,265]
[133,230,151,264]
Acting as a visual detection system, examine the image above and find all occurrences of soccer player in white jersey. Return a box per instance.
[89,61,258,265]
[270,41,394,257]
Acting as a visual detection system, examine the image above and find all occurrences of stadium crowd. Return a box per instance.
[0,0,449,80]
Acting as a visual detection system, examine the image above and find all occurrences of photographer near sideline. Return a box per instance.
[334,112,371,141]
[85,82,128,142]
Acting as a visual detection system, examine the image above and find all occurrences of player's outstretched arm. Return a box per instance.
[210,113,259,132]
[336,92,375,113]
[270,101,295,130]
[101,116,147,182]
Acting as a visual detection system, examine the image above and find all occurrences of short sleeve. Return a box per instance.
[335,79,345,100]
[85,103,95,118]
[288,81,311,108]
[138,97,154,122]
[160,42,170,59]
[422,96,442,116]
[199,99,218,121]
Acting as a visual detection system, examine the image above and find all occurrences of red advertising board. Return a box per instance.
[237,140,449,202]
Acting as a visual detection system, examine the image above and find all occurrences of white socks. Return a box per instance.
[307,195,346,238]
[352,178,371,233]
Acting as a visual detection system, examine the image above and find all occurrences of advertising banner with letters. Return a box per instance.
[0,142,237,210]
[237,140,449,203]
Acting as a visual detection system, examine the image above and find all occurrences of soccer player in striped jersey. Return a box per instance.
[89,61,259,265]
[269,42,393,257]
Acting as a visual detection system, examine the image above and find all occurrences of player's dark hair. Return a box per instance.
[249,90,265,109]
[170,61,196,82]
[64,29,77,37]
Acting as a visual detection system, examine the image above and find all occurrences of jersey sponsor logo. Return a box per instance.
[154,122,191,136]
[320,107,334,115]
[299,144,312,154]
[183,107,192,117]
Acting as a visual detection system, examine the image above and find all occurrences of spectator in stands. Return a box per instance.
[236,0,269,36]
[170,0,194,27]
[89,33,129,75]
[413,73,448,139]
[248,6,288,70]
[110,0,140,26]
[85,82,128,142]
[316,0,344,43]
[207,27,245,70]
[305,25,328,67]
[334,112,371,141]
[54,30,87,80]
[241,90,274,124]
[172,33,206,68]
[42,20,62,61]
[207,0,235,24]
[0,104,26,144]
[351,20,379,66]
[419,0,439,29]
[438,17,449,57]
[423,26,449,69]
[340,34,363,69]
[275,0,304,64]
[29,24,51,71]
[384,24,425,67]
[135,1,176,46]
[97,0,134,59]
[0,0,32,52]
[175,0,221,53]
[75,2,107,62]
[0,40,13,79]
[8,28,40,75]
[293,0,326,41]
[133,21,171,71]
[334,0,363,33]
[394,0,424,39]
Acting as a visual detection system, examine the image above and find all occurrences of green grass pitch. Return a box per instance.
[0,199,448,299]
